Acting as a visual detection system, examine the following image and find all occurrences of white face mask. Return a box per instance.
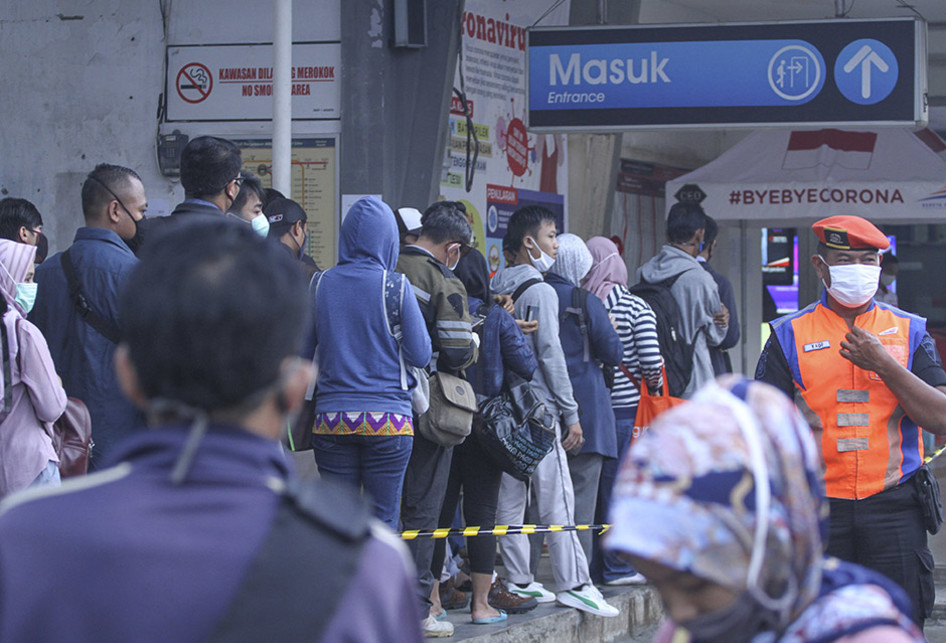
[818,256,881,308]
[250,213,271,238]
[446,244,461,272]
[525,237,555,273]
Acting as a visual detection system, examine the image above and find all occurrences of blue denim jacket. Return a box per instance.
[30,227,144,465]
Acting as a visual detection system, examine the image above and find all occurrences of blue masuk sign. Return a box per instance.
[527,18,926,131]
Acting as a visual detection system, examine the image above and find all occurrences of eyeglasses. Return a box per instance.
[232,176,245,186]
[453,241,472,258]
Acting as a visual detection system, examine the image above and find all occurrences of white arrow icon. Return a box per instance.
[843,44,889,99]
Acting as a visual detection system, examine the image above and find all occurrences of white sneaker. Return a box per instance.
[508,580,556,603]
[604,572,648,586]
[556,584,620,617]
[421,614,454,638]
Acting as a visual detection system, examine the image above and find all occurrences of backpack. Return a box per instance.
[629,270,695,398]
[382,270,430,414]
[562,287,614,389]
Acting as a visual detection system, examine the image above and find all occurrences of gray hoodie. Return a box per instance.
[637,245,727,398]
[491,264,580,426]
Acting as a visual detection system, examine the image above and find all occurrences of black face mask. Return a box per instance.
[34,232,48,264]
[123,214,146,256]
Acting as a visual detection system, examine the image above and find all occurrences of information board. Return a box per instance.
[234,138,338,269]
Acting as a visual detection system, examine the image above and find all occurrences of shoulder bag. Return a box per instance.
[472,371,556,481]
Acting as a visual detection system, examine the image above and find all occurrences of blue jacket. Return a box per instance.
[30,227,144,465]
[700,259,740,375]
[0,426,423,643]
[308,197,431,416]
[545,273,623,458]
[467,298,537,399]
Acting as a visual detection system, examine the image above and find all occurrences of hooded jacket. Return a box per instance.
[491,264,579,426]
[0,240,66,495]
[310,197,431,416]
[637,245,727,398]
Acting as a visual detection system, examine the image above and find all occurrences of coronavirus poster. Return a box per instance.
[439,0,570,277]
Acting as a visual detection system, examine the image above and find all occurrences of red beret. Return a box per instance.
[812,215,889,251]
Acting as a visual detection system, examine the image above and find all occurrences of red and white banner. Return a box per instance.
[782,129,877,170]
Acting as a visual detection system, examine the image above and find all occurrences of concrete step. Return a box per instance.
[448,585,663,643]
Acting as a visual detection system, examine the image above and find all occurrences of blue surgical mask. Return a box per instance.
[250,213,270,238]
[15,282,37,314]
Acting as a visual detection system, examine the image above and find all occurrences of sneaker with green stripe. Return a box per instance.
[555,584,619,617]
[508,580,555,603]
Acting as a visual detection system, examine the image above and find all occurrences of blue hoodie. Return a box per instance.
[310,197,431,416]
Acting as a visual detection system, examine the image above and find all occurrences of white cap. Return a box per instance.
[396,207,423,233]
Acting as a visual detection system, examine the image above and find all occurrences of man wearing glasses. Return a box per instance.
[168,136,244,218]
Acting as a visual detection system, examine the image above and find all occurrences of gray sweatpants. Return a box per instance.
[495,421,591,592]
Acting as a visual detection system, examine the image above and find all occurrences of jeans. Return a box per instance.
[312,433,412,529]
[592,416,638,584]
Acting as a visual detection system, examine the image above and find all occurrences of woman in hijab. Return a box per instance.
[0,239,67,497]
[582,236,663,586]
[429,248,539,624]
[605,377,922,643]
[545,233,623,565]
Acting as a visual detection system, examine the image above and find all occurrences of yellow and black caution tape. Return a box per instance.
[925,443,946,466]
[399,523,611,540]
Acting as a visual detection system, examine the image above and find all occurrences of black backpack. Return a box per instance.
[630,270,695,397]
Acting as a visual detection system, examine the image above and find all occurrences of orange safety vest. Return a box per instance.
[771,295,925,500]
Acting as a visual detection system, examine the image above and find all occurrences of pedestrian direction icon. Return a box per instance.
[834,39,898,105]
[768,44,824,101]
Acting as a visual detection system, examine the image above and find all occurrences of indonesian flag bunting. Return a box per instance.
[782,129,877,171]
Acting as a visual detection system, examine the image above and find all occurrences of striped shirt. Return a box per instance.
[605,284,663,409]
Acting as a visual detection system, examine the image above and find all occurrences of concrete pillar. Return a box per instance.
[339,1,463,209]
[565,0,641,239]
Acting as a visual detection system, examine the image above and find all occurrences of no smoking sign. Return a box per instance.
[176,62,213,104]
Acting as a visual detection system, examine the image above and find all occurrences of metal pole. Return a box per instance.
[273,0,292,196]
[597,0,607,24]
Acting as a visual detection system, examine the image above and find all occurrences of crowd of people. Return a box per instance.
[0,134,936,642]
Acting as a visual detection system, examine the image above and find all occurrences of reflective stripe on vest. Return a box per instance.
[776,302,924,500]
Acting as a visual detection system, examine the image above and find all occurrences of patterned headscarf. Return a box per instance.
[0,239,36,315]
[582,236,627,302]
[548,233,592,287]
[606,376,828,628]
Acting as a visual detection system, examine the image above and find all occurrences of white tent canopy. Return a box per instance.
[665,128,946,223]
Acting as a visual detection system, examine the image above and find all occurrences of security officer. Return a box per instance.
[755,215,946,628]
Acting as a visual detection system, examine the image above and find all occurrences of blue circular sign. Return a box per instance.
[834,39,898,105]
[767,44,825,102]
